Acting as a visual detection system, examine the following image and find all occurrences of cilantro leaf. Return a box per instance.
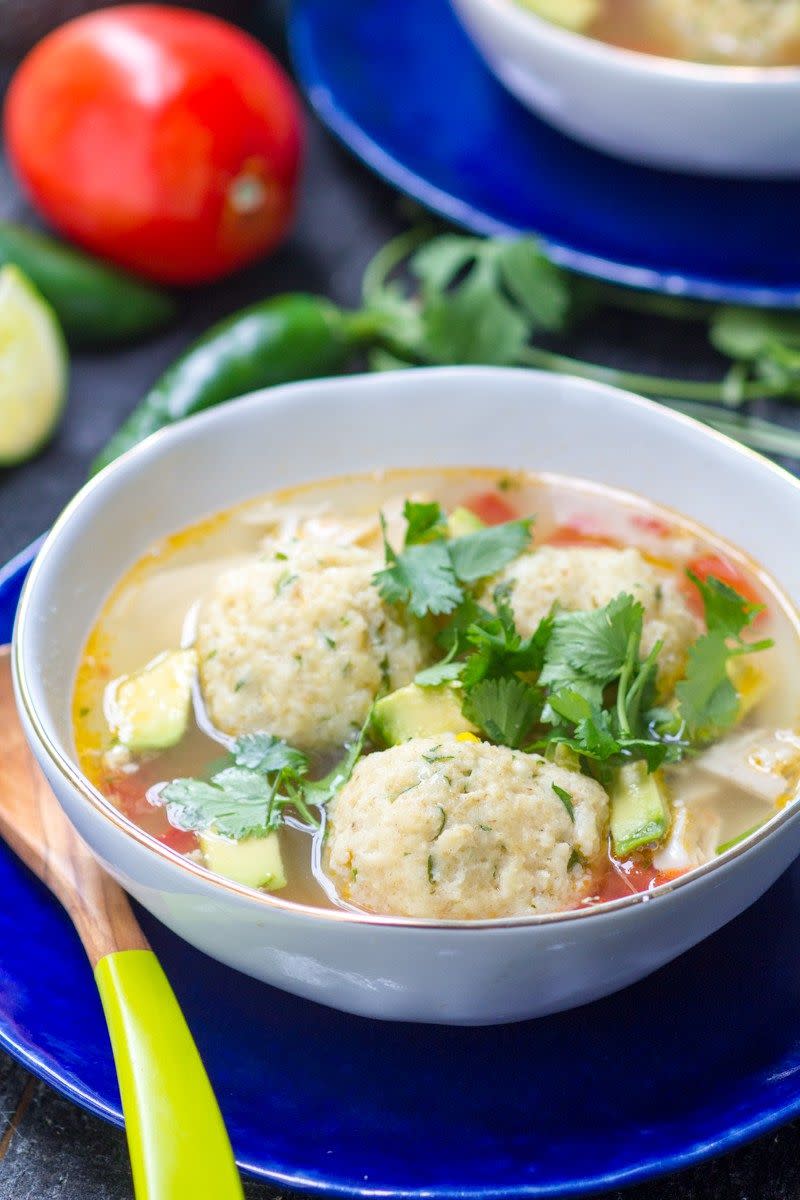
[709,307,800,362]
[463,677,542,748]
[374,507,531,619]
[421,272,529,366]
[415,660,465,687]
[408,235,571,365]
[448,519,533,582]
[408,235,481,293]
[548,690,621,760]
[497,240,571,334]
[436,595,491,656]
[374,535,462,617]
[552,782,575,820]
[677,571,774,742]
[160,767,277,840]
[687,569,763,637]
[676,632,741,741]
[303,717,369,807]
[541,594,644,688]
[233,733,308,777]
[403,500,447,546]
[462,590,553,688]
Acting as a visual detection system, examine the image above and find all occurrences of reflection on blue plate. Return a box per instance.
[289,0,800,307]
[5,540,800,1195]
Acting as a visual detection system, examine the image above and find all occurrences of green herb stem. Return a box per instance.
[666,401,800,457]
[517,346,787,405]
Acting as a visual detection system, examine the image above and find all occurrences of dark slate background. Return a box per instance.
[3,2,800,1196]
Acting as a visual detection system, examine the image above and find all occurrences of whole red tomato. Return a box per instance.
[4,6,304,284]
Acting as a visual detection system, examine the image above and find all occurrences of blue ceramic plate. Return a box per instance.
[289,0,800,307]
[5,541,800,1196]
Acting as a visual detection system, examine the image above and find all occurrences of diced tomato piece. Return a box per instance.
[683,553,768,625]
[595,862,657,902]
[545,514,620,548]
[594,861,686,903]
[463,491,518,526]
[631,513,673,538]
[106,775,153,821]
[158,827,199,855]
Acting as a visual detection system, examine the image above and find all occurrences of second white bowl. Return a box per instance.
[451,0,800,176]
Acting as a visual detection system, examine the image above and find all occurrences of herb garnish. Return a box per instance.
[406,557,771,771]
[158,718,369,842]
[676,572,773,741]
[552,783,575,821]
[374,501,532,618]
[361,228,800,461]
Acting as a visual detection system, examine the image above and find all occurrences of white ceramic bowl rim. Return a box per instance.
[487,0,800,81]
[14,367,800,930]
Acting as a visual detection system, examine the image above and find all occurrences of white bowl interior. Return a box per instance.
[17,366,800,775]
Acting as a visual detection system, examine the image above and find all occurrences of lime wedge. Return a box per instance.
[0,264,68,466]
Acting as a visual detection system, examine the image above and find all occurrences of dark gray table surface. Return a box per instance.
[3,3,800,1197]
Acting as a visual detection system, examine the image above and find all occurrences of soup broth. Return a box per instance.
[73,468,800,920]
[528,0,800,66]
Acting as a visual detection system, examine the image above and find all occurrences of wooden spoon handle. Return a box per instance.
[0,652,243,1197]
[0,662,148,962]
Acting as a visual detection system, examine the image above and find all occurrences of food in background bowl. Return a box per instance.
[451,0,800,175]
[521,0,800,65]
[73,468,800,920]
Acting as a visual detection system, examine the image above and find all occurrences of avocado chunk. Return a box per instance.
[545,742,581,772]
[200,830,286,890]
[728,656,769,722]
[106,649,197,752]
[372,684,478,746]
[516,0,599,32]
[447,506,486,538]
[610,762,671,857]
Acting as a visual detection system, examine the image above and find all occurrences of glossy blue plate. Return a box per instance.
[5,541,800,1196]
[289,0,800,307]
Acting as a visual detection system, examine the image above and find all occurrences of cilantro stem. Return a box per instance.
[362,227,431,310]
[287,784,321,828]
[517,346,788,405]
[361,229,800,461]
[625,641,662,735]
[582,281,715,323]
[616,631,639,738]
[665,401,800,458]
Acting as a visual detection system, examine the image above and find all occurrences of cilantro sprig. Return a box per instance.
[361,228,800,462]
[158,722,368,842]
[676,571,773,741]
[420,585,684,767]
[373,500,533,618]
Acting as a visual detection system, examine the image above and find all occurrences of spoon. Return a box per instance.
[0,647,244,1200]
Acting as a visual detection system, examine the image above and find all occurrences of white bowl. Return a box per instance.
[450,0,800,176]
[13,366,800,1025]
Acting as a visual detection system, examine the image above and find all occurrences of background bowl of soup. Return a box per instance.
[13,366,800,1024]
[449,0,800,176]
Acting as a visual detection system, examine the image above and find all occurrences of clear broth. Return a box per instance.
[73,467,800,914]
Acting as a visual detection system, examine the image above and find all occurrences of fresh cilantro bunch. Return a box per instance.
[373,500,533,617]
[676,571,773,742]
[535,594,678,770]
[415,584,676,762]
[158,723,368,842]
[361,229,800,461]
[414,566,772,770]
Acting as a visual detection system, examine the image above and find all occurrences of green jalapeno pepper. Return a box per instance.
[0,221,176,346]
[90,294,378,474]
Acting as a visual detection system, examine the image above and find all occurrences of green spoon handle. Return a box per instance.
[95,948,244,1200]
